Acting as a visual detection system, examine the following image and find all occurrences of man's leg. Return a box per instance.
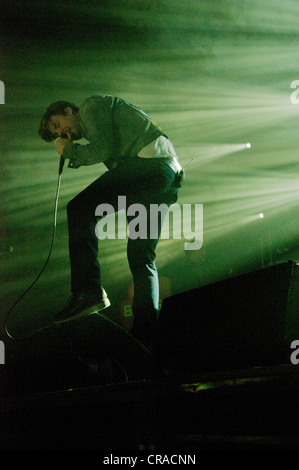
[54,175,117,323]
[55,159,178,324]
[54,192,110,323]
[67,192,101,293]
[126,190,177,349]
[126,230,160,347]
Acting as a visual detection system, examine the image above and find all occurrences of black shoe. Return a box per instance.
[54,287,110,324]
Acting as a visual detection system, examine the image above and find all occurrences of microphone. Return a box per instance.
[59,156,65,175]
[54,135,69,175]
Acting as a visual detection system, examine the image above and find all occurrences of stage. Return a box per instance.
[1,363,299,450]
[1,261,299,451]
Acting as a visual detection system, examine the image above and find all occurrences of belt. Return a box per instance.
[160,158,185,188]
[165,158,182,173]
[155,157,182,173]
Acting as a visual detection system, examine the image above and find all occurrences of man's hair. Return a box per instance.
[38,101,79,142]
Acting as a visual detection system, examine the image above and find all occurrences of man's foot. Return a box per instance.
[54,287,110,324]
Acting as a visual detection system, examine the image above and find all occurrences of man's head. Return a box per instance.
[38,101,83,142]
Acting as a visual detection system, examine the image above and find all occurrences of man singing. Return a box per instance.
[38,95,183,348]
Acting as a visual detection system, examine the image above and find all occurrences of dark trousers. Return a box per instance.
[66,157,178,336]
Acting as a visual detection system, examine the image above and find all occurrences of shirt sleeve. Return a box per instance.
[63,96,115,168]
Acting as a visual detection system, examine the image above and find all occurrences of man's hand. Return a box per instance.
[55,133,72,155]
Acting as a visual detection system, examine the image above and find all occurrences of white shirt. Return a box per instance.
[138,135,182,172]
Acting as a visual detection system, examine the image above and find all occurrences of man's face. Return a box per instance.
[48,107,83,141]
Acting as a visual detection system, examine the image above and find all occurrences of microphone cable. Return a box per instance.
[4,156,65,340]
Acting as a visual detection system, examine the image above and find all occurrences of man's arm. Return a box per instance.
[55,133,72,155]
[60,97,116,168]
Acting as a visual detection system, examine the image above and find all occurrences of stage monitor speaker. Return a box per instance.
[157,261,299,374]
